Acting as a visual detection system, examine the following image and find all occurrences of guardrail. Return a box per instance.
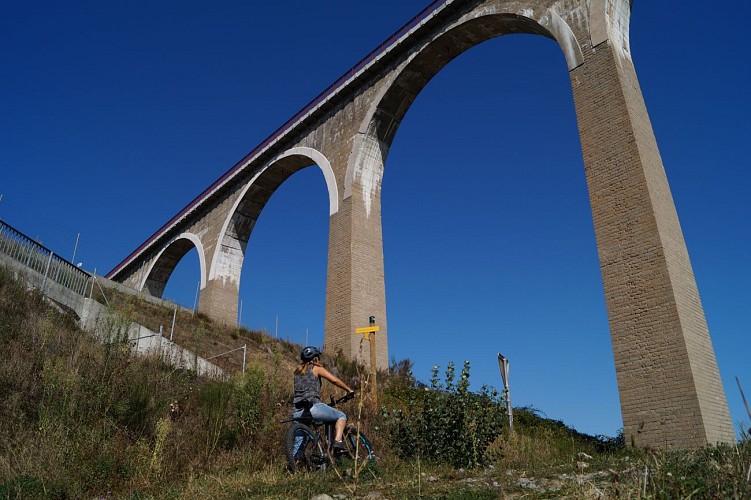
[0,219,91,296]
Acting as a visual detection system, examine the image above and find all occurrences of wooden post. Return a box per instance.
[356,316,379,408]
[369,330,377,407]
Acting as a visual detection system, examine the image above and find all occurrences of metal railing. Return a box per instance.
[0,219,91,296]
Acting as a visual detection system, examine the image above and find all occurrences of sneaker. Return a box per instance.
[332,440,347,453]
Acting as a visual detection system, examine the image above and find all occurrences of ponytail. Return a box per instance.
[294,359,323,375]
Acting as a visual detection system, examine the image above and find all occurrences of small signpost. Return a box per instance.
[355,316,379,406]
[497,353,514,434]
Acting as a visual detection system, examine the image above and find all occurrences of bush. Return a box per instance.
[381,361,505,468]
[234,364,265,438]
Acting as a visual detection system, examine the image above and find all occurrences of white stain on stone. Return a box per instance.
[544,9,584,70]
[213,243,243,288]
[517,8,534,18]
[352,134,386,218]
[606,0,631,62]
[567,4,588,32]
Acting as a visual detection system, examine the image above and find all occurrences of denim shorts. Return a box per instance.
[293,402,346,423]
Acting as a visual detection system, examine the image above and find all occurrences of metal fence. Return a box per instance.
[0,219,91,296]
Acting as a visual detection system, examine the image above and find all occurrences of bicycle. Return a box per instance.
[284,392,375,473]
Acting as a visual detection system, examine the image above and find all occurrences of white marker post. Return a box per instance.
[497,353,514,434]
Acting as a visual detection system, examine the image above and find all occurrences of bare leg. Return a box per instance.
[335,418,346,442]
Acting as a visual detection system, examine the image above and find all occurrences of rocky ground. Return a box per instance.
[301,453,648,499]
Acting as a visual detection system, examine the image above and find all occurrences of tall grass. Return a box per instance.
[1,264,749,498]
[0,266,292,497]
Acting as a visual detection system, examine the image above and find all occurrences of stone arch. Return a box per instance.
[141,232,207,298]
[344,8,583,200]
[208,146,337,284]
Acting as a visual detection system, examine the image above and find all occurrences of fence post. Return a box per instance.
[83,275,92,298]
[24,240,33,267]
[41,251,54,293]
[53,260,61,287]
[170,307,177,341]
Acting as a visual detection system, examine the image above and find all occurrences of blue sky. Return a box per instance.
[2,1,749,438]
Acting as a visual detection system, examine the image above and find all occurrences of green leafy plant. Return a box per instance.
[234,364,265,438]
[381,360,505,468]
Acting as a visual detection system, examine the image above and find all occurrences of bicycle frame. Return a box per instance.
[284,392,374,473]
[283,393,354,457]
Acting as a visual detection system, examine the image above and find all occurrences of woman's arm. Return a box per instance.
[313,365,354,393]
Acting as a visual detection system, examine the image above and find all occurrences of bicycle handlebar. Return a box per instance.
[330,391,356,407]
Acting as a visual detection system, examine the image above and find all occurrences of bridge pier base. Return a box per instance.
[198,278,238,327]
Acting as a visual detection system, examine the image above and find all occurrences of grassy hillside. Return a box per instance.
[89,282,303,379]
[1,265,749,499]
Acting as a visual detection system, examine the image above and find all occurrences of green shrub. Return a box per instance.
[234,364,265,438]
[381,361,505,468]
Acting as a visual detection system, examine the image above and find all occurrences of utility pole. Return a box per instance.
[71,232,80,264]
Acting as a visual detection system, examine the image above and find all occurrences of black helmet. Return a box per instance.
[301,346,322,362]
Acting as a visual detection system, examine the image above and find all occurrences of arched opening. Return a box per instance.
[199,148,337,327]
[238,165,330,346]
[161,247,202,309]
[378,30,620,435]
[142,234,205,307]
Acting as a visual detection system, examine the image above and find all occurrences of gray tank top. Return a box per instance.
[293,364,321,406]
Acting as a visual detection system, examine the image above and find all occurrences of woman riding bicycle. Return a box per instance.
[293,346,354,452]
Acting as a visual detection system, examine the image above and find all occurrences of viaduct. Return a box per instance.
[107,0,734,449]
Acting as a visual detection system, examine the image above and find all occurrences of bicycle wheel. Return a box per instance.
[344,428,375,462]
[286,422,324,473]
